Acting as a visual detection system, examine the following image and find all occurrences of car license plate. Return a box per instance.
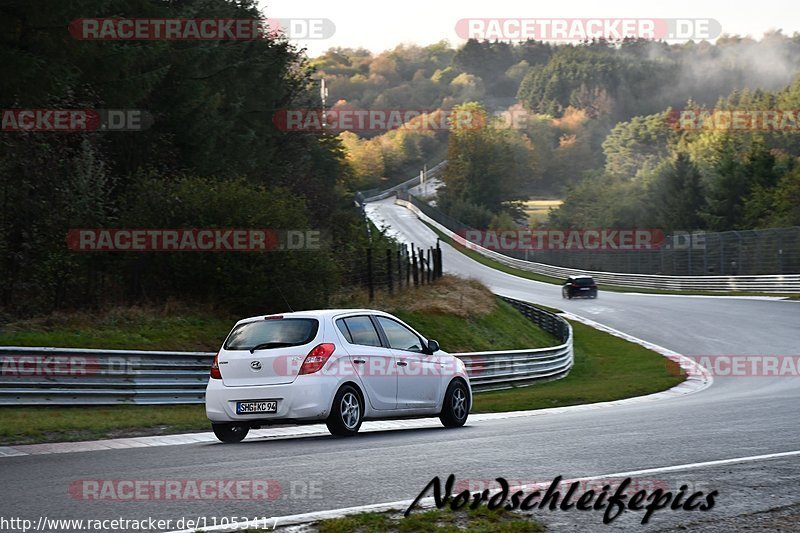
[580,287,590,290]
[236,400,277,414]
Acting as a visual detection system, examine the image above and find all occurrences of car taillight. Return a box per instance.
[571,283,579,287]
[591,284,597,288]
[299,343,335,375]
[210,353,222,379]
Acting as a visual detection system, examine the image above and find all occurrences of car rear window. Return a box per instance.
[224,318,318,350]
[575,278,595,286]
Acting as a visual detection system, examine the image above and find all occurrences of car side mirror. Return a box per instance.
[426,339,440,354]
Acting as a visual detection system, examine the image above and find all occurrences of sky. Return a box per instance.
[260,0,800,58]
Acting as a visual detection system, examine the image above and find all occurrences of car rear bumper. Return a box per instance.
[568,289,597,297]
[205,374,340,423]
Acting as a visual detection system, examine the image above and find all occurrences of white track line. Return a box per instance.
[556,309,714,390]
[165,449,800,532]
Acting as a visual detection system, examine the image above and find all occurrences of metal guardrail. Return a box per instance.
[380,165,800,277]
[459,297,573,392]
[396,197,800,293]
[0,347,211,405]
[355,161,447,205]
[0,300,573,404]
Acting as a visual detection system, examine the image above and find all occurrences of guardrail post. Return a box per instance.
[427,248,433,283]
[397,247,403,288]
[419,248,426,284]
[386,248,393,294]
[412,244,419,286]
[435,240,442,278]
[367,247,374,301]
[405,245,411,286]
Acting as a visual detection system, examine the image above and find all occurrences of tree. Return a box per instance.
[650,152,706,231]
[703,138,750,230]
[603,112,676,179]
[765,165,800,226]
[440,103,530,219]
[339,132,385,189]
[0,0,351,315]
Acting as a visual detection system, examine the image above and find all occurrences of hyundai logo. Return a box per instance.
[250,360,262,371]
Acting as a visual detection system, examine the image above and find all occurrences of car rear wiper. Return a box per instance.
[249,342,294,354]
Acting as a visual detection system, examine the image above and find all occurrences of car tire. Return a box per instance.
[439,380,470,428]
[326,385,363,436]
[212,423,249,443]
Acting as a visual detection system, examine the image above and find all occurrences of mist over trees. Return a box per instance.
[549,79,800,231]
[320,34,800,231]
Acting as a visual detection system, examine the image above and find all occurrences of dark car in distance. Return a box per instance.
[562,275,598,299]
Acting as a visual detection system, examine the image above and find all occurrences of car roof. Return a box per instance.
[234,309,391,325]
[568,275,594,279]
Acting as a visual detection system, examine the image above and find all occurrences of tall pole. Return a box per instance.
[320,78,328,129]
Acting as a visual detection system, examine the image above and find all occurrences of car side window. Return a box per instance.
[335,318,353,343]
[339,316,382,347]
[376,316,423,352]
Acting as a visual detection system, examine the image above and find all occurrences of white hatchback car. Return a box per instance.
[205,309,471,442]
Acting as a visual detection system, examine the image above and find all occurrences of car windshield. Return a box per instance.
[223,318,318,350]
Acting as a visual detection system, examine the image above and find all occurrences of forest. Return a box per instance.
[322,36,800,231]
[2,0,799,317]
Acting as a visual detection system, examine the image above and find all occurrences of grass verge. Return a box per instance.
[0,305,235,351]
[424,221,799,299]
[0,405,207,445]
[278,507,544,533]
[333,276,558,353]
[521,198,562,226]
[472,318,683,413]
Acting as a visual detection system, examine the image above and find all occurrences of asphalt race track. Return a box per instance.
[1,197,799,532]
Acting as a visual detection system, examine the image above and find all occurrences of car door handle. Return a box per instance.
[396,361,408,367]
[353,359,366,364]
